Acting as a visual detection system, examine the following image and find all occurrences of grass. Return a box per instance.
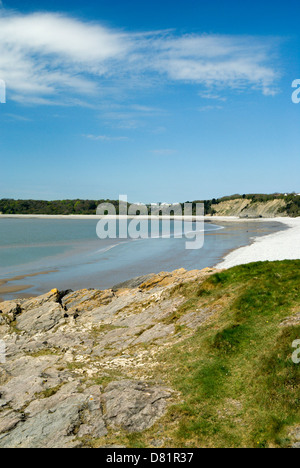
[90,324,124,338]
[35,384,63,400]
[27,349,60,358]
[92,370,128,388]
[99,260,300,448]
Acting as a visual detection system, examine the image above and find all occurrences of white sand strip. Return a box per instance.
[0,214,204,220]
[216,217,300,269]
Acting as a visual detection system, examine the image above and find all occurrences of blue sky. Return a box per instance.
[0,0,299,203]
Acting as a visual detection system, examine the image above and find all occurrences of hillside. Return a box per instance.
[209,198,286,217]
[0,262,299,448]
[204,194,300,218]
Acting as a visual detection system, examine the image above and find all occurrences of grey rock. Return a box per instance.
[89,293,140,324]
[0,394,86,448]
[0,324,10,337]
[178,308,211,329]
[0,367,9,385]
[0,383,107,448]
[113,298,183,329]
[77,386,107,439]
[280,313,300,327]
[24,381,79,417]
[290,427,300,441]
[3,355,57,378]
[0,410,23,435]
[61,289,113,314]
[16,302,64,334]
[21,290,60,312]
[0,274,191,446]
[45,329,94,351]
[19,339,47,354]
[102,380,172,433]
[92,326,142,357]
[133,323,175,345]
[289,426,300,448]
[112,274,155,290]
[0,301,22,323]
[0,356,60,410]
[151,439,164,447]
[294,427,300,440]
[0,374,45,410]
[0,316,6,326]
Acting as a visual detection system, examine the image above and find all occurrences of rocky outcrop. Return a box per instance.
[0,267,217,448]
[102,380,173,433]
[0,383,108,448]
[112,274,156,290]
[16,302,64,335]
[280,312,300,328]
[289,427,300,449]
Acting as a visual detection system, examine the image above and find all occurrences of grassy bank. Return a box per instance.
[103,261,300,448]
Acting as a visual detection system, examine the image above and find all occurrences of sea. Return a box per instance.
[0,218,286,300]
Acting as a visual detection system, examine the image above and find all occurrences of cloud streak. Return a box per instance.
[0,9,281,105]
[84,134,130,141]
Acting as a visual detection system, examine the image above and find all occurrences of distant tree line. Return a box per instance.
[208,193,286,204]
[0,193,299,217]
[0,199,122,215]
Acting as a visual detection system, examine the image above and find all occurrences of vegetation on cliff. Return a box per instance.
[189,193,300,217]
[113,261,300,448]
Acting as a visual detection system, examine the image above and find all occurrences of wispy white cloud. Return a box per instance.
[100,110,146,130]
[98,104,167,129]
[130,104,164,114]
[4,113,32,122]
[0,9,281,106]
[84,134,130,141]
[198,105,223,112]
[152,34,279,96]
[199,91,227,101]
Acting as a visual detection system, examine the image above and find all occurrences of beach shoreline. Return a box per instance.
[216,217,300,268]
[0,271,58,301]
[0,213,296,224]
[0,213,293,221]
[0,216,298,302]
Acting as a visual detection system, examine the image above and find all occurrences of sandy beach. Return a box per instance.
[215,217,300,268]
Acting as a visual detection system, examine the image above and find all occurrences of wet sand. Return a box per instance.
[0,271,57,302]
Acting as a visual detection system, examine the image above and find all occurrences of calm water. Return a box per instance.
[0,218,286,299]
